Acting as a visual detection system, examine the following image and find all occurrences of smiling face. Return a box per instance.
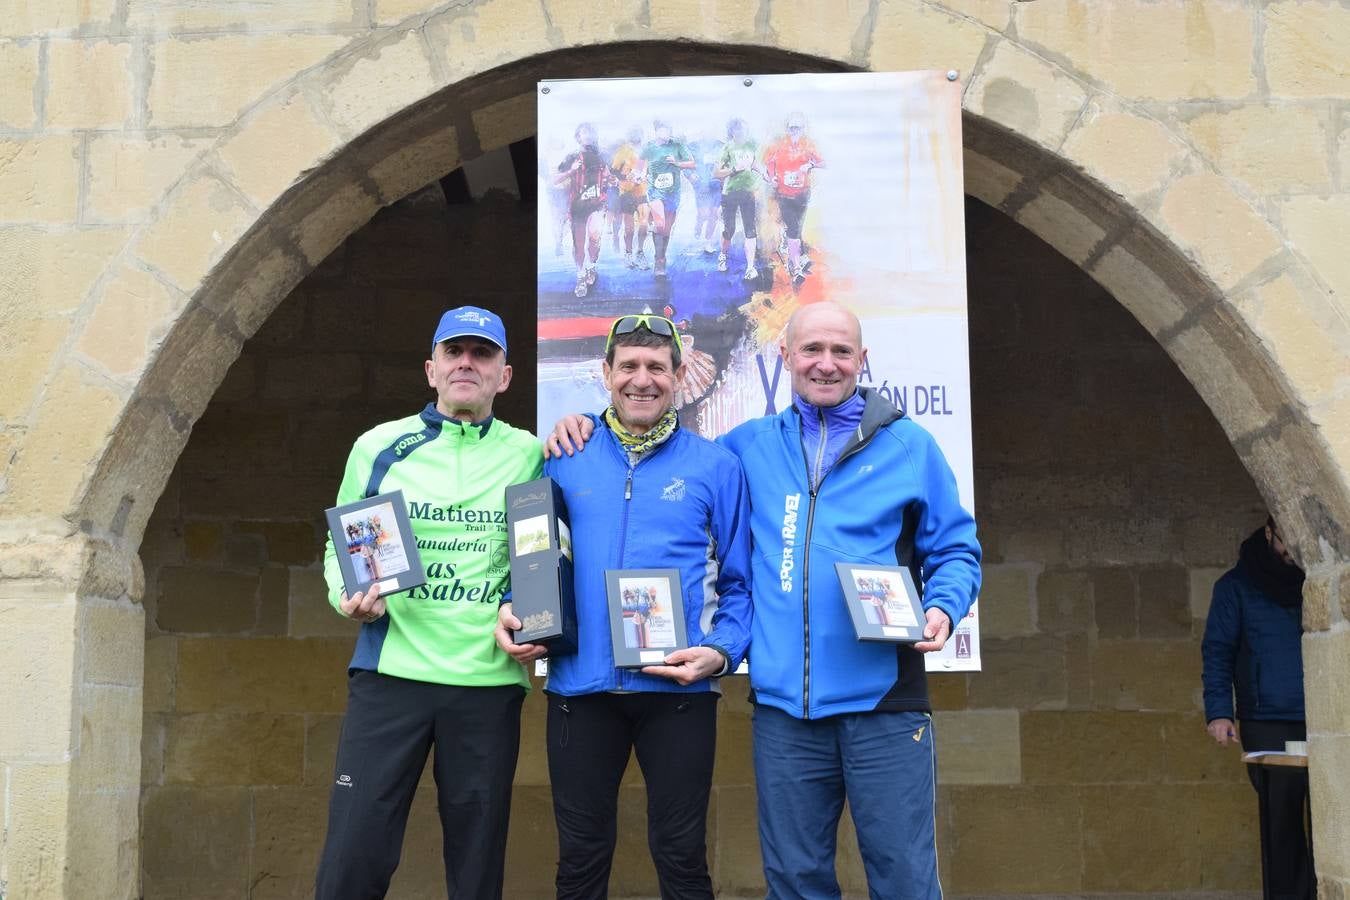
[424,337,511,421]
[780,302,867,408]
[603,343,683,435]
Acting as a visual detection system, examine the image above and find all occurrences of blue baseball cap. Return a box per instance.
[431,306,507,355]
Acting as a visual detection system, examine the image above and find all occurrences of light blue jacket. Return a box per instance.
[543,417,753,696]
[720,388,981,719]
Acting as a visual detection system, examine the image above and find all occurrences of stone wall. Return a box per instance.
[137,187,1267,897]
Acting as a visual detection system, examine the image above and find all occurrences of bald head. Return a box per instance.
[780,302,867,408]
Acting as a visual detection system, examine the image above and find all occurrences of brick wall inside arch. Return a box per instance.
[137,183,1268,898]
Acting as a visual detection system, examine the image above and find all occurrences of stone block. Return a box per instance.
[1304,572,1334,633]
[425,0,556,82]
[1015,189,1106,267]
[713,783,763,895]
[503,784,560,899]
[164,712,304,785]
[0,40,39,129]
[290,567,357,639]
[1163,319,1277,451]
[175,637,352,714]
[0,317,65,422]
[962,147,1021,207]
[218,91,341,209]
[183,521,223,561]
[238,524,318,567]
[141,785,251,898]
[128,0,353,29]
[1157,172,1283,293]
[293,179,381,266]
[303,713,342,786]
[250,785,330,899]
[1036,569,1092,636]
[9,372,124,516]
[933,709,1019,784]
[1265,0,1350,99]
[0,604,76,758]
[366,122,459,204]
[965,39,1089,149]
[648,0,758,40]
[1188,566,1227,621]
[713,701,754,786]
[75,683,142,793]
[870,2,990,76]
[148,34,349,128]
[134,173,256,292]
[1081,784,1199,890]
[74,263,181,380]
[1090,639,1201,711]
[65,788,141,900]
[262,353,364,403]
[46,39,133,129]
[975,564,1035,636]
[155,566,259,634]
[1159,712,1246,785]
[143,635,176,714]
[1192,781,1261,889]
[1091,567,1136,639]
[1021,710,1164,784]
[1089,243,1190,339]
[258,564,289,634]
[1015,0,1255,101]
[6,762,73,898]
[472,92,534,154]
[1304,630,1350,734]
[81,601,144,686]
[1061,96,1190,200]
[966,636,1066,709]
[1310,735,1350,880]
[1185,104,1331,195]
[768,0,870,64]
[317,29,439,140]
[1281,195,1350,305]
[1065,514,1174,566]
[0,0,117,35]
[946,784,1081,893]
[1137,565,1190,639]
[1234,274,1350,407]
[0,135,82,223]
[929,672,968,710]
[84,133,207,225]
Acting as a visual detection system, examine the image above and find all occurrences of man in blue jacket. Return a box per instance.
[498,313,752,900]
[1202,517,1312,899]
[547,301,981,899]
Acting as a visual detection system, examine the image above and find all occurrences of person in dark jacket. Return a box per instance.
[1201,516,1313,899]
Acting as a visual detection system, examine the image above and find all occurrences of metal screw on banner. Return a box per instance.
[946,70,959,81]
[744,79,753,87]
[541,86,551,94]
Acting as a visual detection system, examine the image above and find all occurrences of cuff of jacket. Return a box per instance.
[702,644,732,677]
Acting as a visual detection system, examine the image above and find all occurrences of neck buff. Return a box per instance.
[1238,526,1306,608]
[604,406,678,456]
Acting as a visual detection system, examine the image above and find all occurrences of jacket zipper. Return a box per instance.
[797,411,872,719]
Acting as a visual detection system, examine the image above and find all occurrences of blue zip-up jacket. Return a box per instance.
[543,416,753,696]
[1201,532,1305,723]
[720,388,981,719]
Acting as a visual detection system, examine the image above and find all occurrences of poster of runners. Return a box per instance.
[536,71,980,670]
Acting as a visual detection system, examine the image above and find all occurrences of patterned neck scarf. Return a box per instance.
[604,406,678,456]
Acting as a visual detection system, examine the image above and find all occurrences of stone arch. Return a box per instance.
[9,1,1349,894]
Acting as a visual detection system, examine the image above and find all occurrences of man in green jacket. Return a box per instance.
[315,306,542,900]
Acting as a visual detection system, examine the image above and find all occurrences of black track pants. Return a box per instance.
[546,691,718,900]
[314,671,525,900]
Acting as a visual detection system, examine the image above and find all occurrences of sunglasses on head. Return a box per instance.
[605,314,678,353]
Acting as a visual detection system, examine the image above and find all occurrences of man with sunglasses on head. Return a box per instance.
[496,313,752,900]
[315,306,541,900]
[546,301,981,900]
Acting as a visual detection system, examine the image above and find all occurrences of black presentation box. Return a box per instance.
[505,477,577,654]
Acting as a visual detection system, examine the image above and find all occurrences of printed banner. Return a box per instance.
[536,71,980,670]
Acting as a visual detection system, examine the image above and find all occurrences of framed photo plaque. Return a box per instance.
[605,568,688,668]
[835,562,926,643]
[325,490,426,598]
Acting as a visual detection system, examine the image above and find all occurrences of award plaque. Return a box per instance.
[835,562,926,643]
[325,490,426,598]
[605,568,688,668]
[505,476,577,654]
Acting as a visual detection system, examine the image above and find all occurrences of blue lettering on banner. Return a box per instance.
[872,380,955,417]
[757,353,783,415]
